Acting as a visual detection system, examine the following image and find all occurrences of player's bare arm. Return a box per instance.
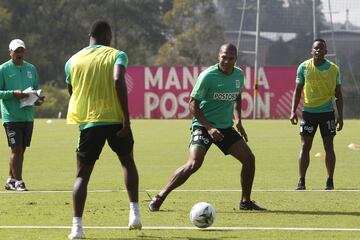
[335,85,344,131]
[12,90,29,99]
[233,94,248,142]
[67,84,72,96]
[189,97,224,142]
[114,64,130,137]
[290,84,303,125]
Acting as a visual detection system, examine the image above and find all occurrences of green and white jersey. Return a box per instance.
[0,60,40,122]
[190,64,244,129]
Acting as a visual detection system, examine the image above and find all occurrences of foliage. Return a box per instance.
[34,82,69,118]
[155,0,224,66]
[265,37,291,65]
[217,0,327,33]
[0,0,169,86]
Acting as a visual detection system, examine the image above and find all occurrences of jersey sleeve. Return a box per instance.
[0,65,15,99]
[65,57,72,85]
[296,63,306,85]
[237,69,245,93]
[336,68,341,85]
[115,51,128,69]
[33,65,40,90]
[190,71,210,101]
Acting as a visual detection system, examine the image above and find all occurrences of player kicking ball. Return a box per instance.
[149,43,266,212]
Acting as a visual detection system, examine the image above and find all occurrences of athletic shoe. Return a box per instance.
[239,200,267,211]
[325,178,334,190]
[128,208,142,230]
[296,179,306,190]
[68,225,85,239]
[4,179,16,190]
[148,195,163,212]
[15,180,28,191]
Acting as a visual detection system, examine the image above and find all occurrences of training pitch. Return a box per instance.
[0,119,359,240]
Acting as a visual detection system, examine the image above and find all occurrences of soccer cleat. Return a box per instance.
[239,200,267,211]
[128,208,142,230]
[4,179,16,191]
[325,178,334,190]
[239,201,267,211]
[148,195,164,212]
[15,180,28,191]
[296,179,306,190]
[68,225,85,239]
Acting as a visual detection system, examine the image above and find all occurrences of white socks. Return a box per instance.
[72,217,82,226]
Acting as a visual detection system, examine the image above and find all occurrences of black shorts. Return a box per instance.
[77,124,134,165]
[3,122,33,147]
[300,111,336,138]
[189,125,242,155]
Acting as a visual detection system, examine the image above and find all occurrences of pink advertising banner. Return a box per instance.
[126,66,298,119]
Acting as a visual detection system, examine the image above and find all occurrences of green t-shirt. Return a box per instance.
[190,64,244,129]
[296,59,341,113]
[0,60,40,122]
[65,45,128,131]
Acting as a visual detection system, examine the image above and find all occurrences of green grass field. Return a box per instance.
[0,119,360,240]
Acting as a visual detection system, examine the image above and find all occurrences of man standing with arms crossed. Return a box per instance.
[149,43,266,212]
[290,38,343,190]
[66,20,141,239]
[0,39,43,191]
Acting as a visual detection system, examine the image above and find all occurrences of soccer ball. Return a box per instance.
[189,202,216,228]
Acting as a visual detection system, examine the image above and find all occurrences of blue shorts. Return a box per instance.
[189,125,242,155]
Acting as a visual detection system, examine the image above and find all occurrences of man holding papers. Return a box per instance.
[0,39,44,191]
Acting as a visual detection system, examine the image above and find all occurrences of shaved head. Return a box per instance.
[218,43,237,75]
[219,43,237,56]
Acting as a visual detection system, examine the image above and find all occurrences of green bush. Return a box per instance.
[35,82,69,118]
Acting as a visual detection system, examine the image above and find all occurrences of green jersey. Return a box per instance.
[0,60,40,122]
[190,64,244,129]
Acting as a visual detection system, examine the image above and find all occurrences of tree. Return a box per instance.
[155,0,224,66]
[217,0,327,33]
[0,1,13,62]
[0,0,169,86]
[34,82,69,118]
[266,37,291,65]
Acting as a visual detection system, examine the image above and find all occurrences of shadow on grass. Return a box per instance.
[87,237,238,240]
[268,210,360,217]
[86,233,242,240]
[218,209,360,217]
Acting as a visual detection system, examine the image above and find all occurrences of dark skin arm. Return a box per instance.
[34,96,45,106]
[189,97,224,142]
[233,94,248,142]
[67,84,72,96]
[290,83,303,125]
[114,64,131,137]
[13,90,29,99]
[335,85,343,131]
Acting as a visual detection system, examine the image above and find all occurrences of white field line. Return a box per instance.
[1,189,360,194]
[0,226,360,231]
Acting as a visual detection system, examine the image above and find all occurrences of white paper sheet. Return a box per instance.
[20,87,43,108]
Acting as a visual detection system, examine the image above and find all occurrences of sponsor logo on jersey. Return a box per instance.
[213,92,238,101]
[27,71,33,79]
